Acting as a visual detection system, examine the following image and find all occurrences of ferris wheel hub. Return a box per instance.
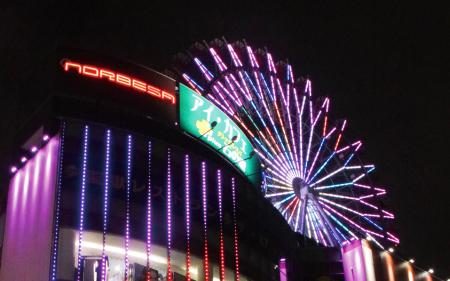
[292,177,312,200]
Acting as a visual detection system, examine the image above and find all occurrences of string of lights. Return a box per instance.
[76,125,89,281]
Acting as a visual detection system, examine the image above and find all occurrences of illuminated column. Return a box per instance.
[279,258,287,281]
[76,125,89,281]
[217,170,225,281]
[167,148,173,281]
[382,251,396,281]
[405,262,414,281]
[201,162,210,281]
[231,178,240,281]
[125,135,132,281]
[341,239,376,281]
[101,130,111,281]
[50,122,65,281]
[146,141,152,281]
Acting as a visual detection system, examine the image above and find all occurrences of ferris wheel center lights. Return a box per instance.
[63,61,176,104]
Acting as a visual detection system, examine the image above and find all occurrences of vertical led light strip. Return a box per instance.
[231,178,240,281]
[76,125,89,281]
[146,141,152,281]
[50,121,65,281]
[217,169,226,281]
[124,135,132,281]
[101,130,111,281]
[201,161,209,281]
[166,148,173,281]
[184,155,191,281]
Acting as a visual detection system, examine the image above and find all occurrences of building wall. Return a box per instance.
[0,136,60,281]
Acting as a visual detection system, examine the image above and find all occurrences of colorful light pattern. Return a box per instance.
[76,125,89,281]
[201,161,210,281]
[176,39,397,247]
[217,169,226,281]
[125,135,132,281]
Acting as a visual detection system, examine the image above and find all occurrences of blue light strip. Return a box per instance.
[50,121,66,281]
[76,125,89,281]
[101,130,111,281]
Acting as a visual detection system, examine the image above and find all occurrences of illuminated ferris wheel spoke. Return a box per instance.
[287,199,300,225]
[266,184,293,191]
[178,39,398,247]
[323,208,356,241]
[266,191,295,198]
[320,201,384,238]
[311,198,340,246]
[274,194,296,208]
[309,203,330,246]
[319,197,380,219]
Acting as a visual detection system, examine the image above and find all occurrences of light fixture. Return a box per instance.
[428,269,434,274]
[31,146,38,153]
[388,247,394,253]
[409,259,415,263]
[10,166,17,173]
[43,134,49,141]
[21,156,27,163]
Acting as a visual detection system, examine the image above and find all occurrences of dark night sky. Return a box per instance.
[1,1,449,278]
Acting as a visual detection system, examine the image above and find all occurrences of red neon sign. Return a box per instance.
[63,61,176,104]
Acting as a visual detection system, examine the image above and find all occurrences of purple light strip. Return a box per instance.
[209,47,228,72]
[124,135,132,281]
[298,95,306,178]
[146,141,152,281]
[227,44,243,67]
[76,125,89,281]
[101,130,111,281]
[185,154,191,281]
[166,148,173,281]
[50,121,65,281]
[194,57,214,82]
[231,178,240,281]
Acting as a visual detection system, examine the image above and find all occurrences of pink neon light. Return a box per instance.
[1,136,59,281]
[166,148,173,281]
[279,258,287,281]
[185,155,191,281]
[217,170,226,281]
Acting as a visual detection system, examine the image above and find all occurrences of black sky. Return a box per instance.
[1,1,449,278]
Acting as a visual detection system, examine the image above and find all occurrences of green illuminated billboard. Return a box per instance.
[179,83,261,185]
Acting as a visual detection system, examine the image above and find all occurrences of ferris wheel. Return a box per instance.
[174,38,399,248]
